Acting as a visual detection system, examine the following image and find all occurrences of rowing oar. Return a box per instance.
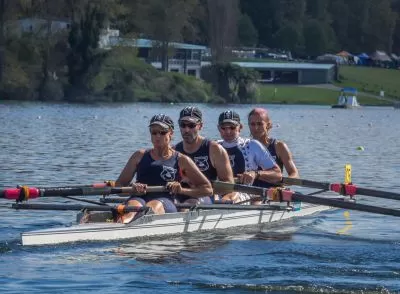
[0,186,167,201]
[12,202,287,212]
[12,203,146,212]
[212,181,400,217]
[281,177,400,201]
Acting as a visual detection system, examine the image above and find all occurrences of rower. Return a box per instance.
[248,108,299,183]
[115,114,212,223]
[217,110,282,203]
[174,106,235,206]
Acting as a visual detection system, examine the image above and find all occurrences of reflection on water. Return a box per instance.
[1,102,400,293]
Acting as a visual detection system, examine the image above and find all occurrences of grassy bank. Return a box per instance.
[336,66,400,100]
[257,85,391,106]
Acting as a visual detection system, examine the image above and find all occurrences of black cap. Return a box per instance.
[218,110,241,125]
[148,114,174,130]
[179,106,202,123]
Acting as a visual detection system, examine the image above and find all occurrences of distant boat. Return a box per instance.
[331,87,360,109]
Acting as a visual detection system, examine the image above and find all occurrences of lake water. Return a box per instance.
[1,102,400,293]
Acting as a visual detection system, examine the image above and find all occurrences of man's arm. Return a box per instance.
[276,141,299,178]
[209,141,234,183]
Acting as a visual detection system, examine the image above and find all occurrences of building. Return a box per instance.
[111,38,207,78]
[4,18,71,37]
[232,62,336,84]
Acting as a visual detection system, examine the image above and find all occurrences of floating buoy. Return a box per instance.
[170,102,174,105]
[37,116,41,119]
[356,146,364,151]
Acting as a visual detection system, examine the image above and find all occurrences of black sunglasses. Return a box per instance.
[179,122,197,129]
[150,130,169,136]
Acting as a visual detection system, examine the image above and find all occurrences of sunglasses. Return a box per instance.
[150,130,169,136]
[220,125,237,131]
[179,122,197,129]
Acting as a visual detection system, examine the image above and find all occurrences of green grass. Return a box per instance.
[336,66,400,100]
[258,85,391,105]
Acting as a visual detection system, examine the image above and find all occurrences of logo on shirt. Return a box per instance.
[193,156,209,171]
[228,155,235,167]
[160,166,177,181]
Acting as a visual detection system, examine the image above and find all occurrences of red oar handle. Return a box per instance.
[2,187,40,201]
[1,186,166,201]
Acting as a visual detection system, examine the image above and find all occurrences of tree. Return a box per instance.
[207,0,239,63]
[134,0,198,71]
[273,22,303,54]
[238,13,258,47]
[365,0,397,52]
[303,19,329,57]
[67,3,105,88]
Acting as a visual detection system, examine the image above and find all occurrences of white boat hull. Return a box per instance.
[21,203,330,246]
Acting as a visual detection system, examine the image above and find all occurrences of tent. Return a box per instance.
[316,54,345,64]
[336,51,353,57]
[369,50,392,62]
[357,53,371,65]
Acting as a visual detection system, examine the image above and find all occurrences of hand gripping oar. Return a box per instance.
[212,181,400,218]
[282,177,400,201]
[0,186,167,202]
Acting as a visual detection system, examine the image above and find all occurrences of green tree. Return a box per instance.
[134,0,198,72]
[238,13,258,47]
[67,3,105,88]
[303,19,328,57]
[365,0,397,52]
[273,22,303,53]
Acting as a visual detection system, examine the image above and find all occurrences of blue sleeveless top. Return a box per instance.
[175,139,218,180]
[136,150,180,199]
[266,138,283,171]
[253,138,282,188]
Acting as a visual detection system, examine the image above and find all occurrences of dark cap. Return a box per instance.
[179,106,202,123]
[148,114,174,130]
[218,110,241,125]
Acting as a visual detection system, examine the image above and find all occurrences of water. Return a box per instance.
[1,102,400,293]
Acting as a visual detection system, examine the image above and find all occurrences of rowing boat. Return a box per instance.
[20,203,330,246]
[5,171,400,246]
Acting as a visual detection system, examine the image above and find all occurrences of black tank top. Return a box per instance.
[136,150,180,199]
[175,139,218,180]
[253,138,282,188]
[266,138,284,171]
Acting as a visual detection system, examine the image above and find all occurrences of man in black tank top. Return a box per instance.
[174,106,235,205]
[248,108,299,182]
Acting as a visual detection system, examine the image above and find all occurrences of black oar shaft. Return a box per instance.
[282,177,330,190]
[12,203,144,212]
[175,203,284,211]
[292,194,400,217]
[355,187,400,201]
[282,177,400,201]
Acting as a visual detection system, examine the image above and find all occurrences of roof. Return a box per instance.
[341,87,357,94]
[133,38,207,50]
[232,62,335,70]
